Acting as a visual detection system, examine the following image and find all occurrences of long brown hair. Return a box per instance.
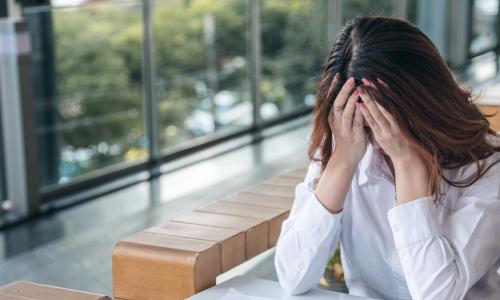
[310,16,500,201]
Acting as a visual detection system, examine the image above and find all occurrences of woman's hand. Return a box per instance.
[357,78,419,165]
[329,76,367,167]
[357,78,431,203]
[313,75,367,213]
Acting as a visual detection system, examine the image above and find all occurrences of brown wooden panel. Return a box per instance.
[0,281,110,300]
[244,183,295,198]
[284,168,308,179]
[0,292,32,300]
[196,201,288,247]
[145,221,245,272]
[112,232,220,300]
[223,192,293,210]
[171,211,268,259]
[197,201,287,220]
[478,104,500,131]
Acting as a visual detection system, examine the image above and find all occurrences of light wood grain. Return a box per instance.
[145,221,245,272]
[223,192,293,210]
[478,104,500,131]
[171,211,268,259]
[112,232,220,300]
[196,201,288,247]
[0,281,110,300]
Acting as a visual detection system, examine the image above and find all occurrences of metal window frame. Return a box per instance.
[467,0,500,60]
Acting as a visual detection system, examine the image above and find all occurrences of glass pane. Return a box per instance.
[342,0,394,23]
[152,0,250,149]
[470,0,499,55]
[24,2,147,186]
[260,0,330,120]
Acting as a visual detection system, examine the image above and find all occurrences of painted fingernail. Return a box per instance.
[362,78,370,85]
[347,77,354,86]
[357,87,365,95]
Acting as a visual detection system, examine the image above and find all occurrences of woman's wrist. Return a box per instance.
[315,157,357,213]
[393,155,431,204]
[328,153,359,172]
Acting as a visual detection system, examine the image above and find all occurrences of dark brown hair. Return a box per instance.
[310,16,500,200]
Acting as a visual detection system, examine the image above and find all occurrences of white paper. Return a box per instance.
[217,287,276,300]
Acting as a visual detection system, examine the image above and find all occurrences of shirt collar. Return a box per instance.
[357,144,450,196]
[358,143,395,186]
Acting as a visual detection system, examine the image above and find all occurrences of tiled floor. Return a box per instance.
[0,119,313,296]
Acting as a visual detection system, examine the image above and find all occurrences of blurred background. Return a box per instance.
[0,0,499,296]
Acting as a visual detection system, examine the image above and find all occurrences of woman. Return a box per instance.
[274,16,500,300]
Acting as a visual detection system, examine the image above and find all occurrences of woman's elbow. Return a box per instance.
[274,250,313,295]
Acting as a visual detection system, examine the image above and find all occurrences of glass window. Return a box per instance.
[260,0,330,120]
[342,0,394,23]
[24,1,147,186]
[470,0,499,56]
[152,0,251,149]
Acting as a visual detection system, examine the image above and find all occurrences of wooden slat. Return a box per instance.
[478,104,500,131]
[145,221,245,272]
[171,211,268,259]
[280,168,307,179]
[113,232,220,300]
[244,183,295,198]
[0,282,110,300]
[196,201,288,247]
[223,192,293,210]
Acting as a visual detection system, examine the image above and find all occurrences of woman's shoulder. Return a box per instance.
[453,150,500,199]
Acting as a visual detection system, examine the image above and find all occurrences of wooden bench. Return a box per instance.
[478,104,500,131]
[112,166,307,300]
[0,281,111,300]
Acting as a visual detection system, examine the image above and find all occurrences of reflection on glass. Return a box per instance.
[470,0,499,55]
[24,2,147,186]
[260,0,329,120]
[152,0,250,148]
[341,0,394,23]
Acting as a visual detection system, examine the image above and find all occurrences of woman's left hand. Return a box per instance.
[357,78,431,203]
[357,78,420,166]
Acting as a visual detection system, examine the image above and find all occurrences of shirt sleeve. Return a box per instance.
[274,152,344,295]
[387,159,500,300]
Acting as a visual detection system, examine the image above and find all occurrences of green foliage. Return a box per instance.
[45,0,391,181]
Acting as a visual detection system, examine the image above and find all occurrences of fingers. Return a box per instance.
[341,89,359,131]
[359,102,379,133]
[357,79,391,132]
[333,77,356,116]
[375,102,396,127]
[376,78,389,88]
[353,103,365,137]
[365,78,397,128]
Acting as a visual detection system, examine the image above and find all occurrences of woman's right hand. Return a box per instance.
[328,76,367,167]
[313,76,367,214]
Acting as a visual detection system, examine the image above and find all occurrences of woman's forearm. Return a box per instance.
[314,157,357,213]
[393,157,431,204]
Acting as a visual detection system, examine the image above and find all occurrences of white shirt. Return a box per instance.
[274,141,500,300]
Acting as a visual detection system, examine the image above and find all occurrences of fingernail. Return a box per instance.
[333,73,339,81]
[362,78,369,85]
[357,87,365,95]
[347,77,354,86]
